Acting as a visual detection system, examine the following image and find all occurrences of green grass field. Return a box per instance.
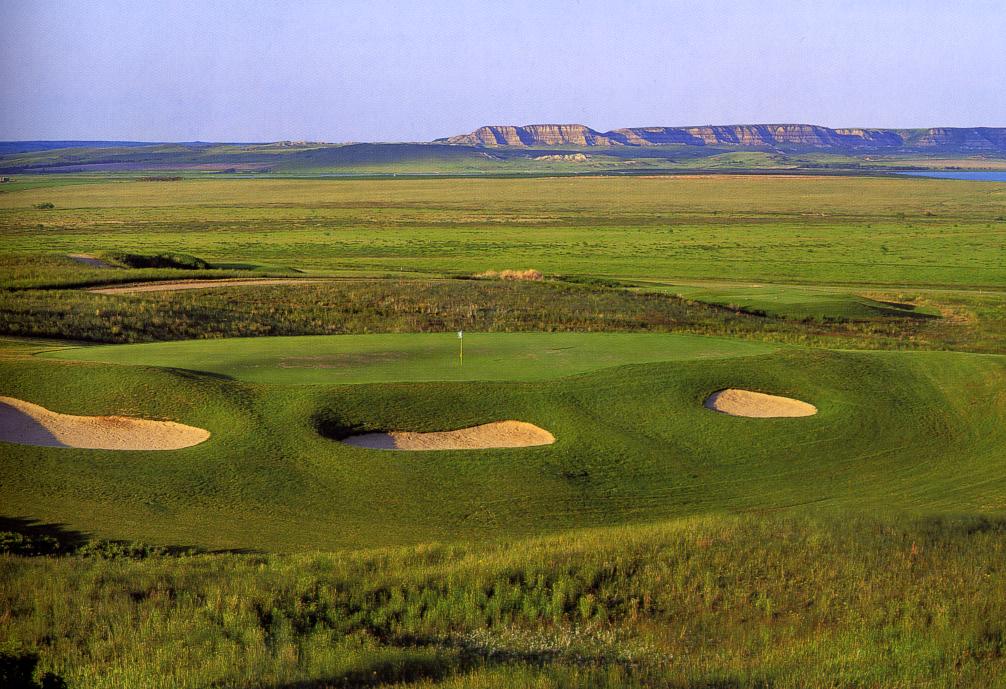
[2,173,1005,688]
[2,175,1004,287]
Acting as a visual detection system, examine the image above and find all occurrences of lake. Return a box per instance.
[897,170,1006,182]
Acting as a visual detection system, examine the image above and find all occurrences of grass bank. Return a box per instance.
[3,513,1005,688]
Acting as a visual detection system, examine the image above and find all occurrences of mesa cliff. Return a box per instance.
[440,123,1006,151]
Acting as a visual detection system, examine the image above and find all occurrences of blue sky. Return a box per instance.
[1,0,1004,142]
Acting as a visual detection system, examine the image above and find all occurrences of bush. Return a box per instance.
[33,202,54,210]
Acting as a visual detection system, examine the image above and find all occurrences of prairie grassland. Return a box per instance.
[1,175,1004,286]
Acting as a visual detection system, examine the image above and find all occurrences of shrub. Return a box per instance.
[101,251,211,270]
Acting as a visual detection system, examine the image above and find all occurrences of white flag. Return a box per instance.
[457,331,463,339]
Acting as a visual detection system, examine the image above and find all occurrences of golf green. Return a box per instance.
[44,332,777,384]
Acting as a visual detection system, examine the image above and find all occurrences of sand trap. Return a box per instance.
[342,420,555,451]
[69,253,118,269]
[704,389,817,418]
[88,278,328,294]
[0,396,210,450]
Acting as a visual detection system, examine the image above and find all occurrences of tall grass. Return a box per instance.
[3,513,1005,688]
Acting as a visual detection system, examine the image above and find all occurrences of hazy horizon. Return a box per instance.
[2,0,1004,142]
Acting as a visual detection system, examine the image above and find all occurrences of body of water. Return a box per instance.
[897,170,1006,182]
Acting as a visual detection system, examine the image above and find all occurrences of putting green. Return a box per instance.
[43,332,776,384]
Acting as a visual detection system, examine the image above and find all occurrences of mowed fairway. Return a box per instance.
[45,332,776,384]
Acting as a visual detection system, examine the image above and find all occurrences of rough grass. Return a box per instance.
[2,275,1000,353]
[3,513,1005,688]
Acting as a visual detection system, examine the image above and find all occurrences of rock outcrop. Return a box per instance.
[446,124,615,147]
[439,123,1006,152]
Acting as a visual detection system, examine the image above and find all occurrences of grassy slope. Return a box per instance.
[5,513,1006,689]
[3,342,1004,552]
[2,175,1004,287]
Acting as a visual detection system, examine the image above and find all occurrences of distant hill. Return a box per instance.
[440,123,1006,152]
[0,142,510,174]
[3,125,1006,175]
[0,141,166,155]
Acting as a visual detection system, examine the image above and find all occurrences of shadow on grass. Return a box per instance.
[162,366,236,382]
[0,515,261,557]
[0,651,66,689]
[266,655,458,689]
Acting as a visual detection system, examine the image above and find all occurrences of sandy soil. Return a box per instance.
[0,396,210,450]
[69,253,118,269]
[704,389,817,418]
[89,279,325,294]
[342,420,555,450]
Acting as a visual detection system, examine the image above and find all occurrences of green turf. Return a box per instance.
[43,332,777,384]
[639,282,942,320]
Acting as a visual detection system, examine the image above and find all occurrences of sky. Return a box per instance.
[1,0,1004,142]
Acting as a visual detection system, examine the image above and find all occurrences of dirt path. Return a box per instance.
[341,421,555,450]
[89,278,327,294]
[0,395,210,450]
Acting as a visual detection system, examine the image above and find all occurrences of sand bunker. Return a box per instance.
[342,420,555,451]
[704,389,817,418]
[69,253,118,269]
[89,278,325,294]
[0,396,210,450]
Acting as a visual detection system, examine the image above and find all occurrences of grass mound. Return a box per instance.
[4,342,1004,552]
